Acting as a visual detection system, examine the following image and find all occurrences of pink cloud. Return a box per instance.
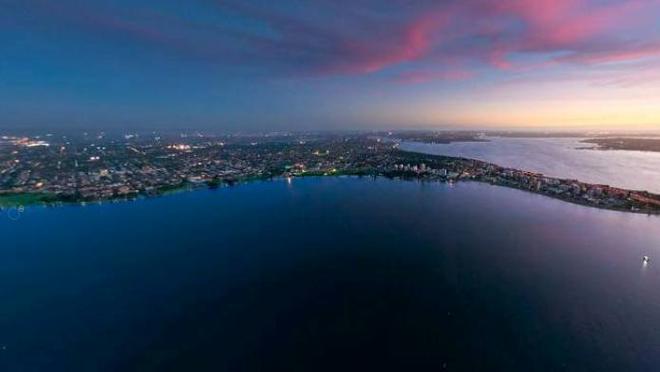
[518,0,645,48]
[488,46,513,70]
[474,0,654,69]
[330,0,656,76]
[24,0,660,84]
[321,9,451,75]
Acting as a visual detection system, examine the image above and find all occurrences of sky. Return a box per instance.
[2,0,660,132]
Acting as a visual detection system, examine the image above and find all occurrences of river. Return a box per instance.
[1,177,659,371]
[401,137,660,193]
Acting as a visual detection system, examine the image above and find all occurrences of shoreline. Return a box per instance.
[580,137,660,153]
[3,171,660,217]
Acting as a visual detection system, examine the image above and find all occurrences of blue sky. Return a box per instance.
[2,0,660,132]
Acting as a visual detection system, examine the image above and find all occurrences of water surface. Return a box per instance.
[402,137,660,193]
[1,177,659,371]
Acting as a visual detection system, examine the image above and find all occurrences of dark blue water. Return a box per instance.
[1,177,660,371]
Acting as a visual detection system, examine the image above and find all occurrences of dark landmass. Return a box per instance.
[385,130,487,144]
[1,132,660,214]
[490,131,590,138]
[581,137,660,153]
[489,131,660,139]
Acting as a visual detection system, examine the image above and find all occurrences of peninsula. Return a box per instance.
[581,137,660,153]
[1,132,660,214]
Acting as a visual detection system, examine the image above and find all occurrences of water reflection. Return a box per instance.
[402,137,660,193]
[2,178,660,370]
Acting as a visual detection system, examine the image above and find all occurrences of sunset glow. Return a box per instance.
[2,0,660,130]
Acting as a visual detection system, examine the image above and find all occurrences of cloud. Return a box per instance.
[305,0,660,77]
[322,10,452,75]
[396,69,475,84]
[7,0,660,83]
[556,42,660,64]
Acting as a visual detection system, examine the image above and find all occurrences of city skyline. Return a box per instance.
[3,0,660,131]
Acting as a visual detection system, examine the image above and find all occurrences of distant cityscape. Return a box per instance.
[2,131,660,214]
